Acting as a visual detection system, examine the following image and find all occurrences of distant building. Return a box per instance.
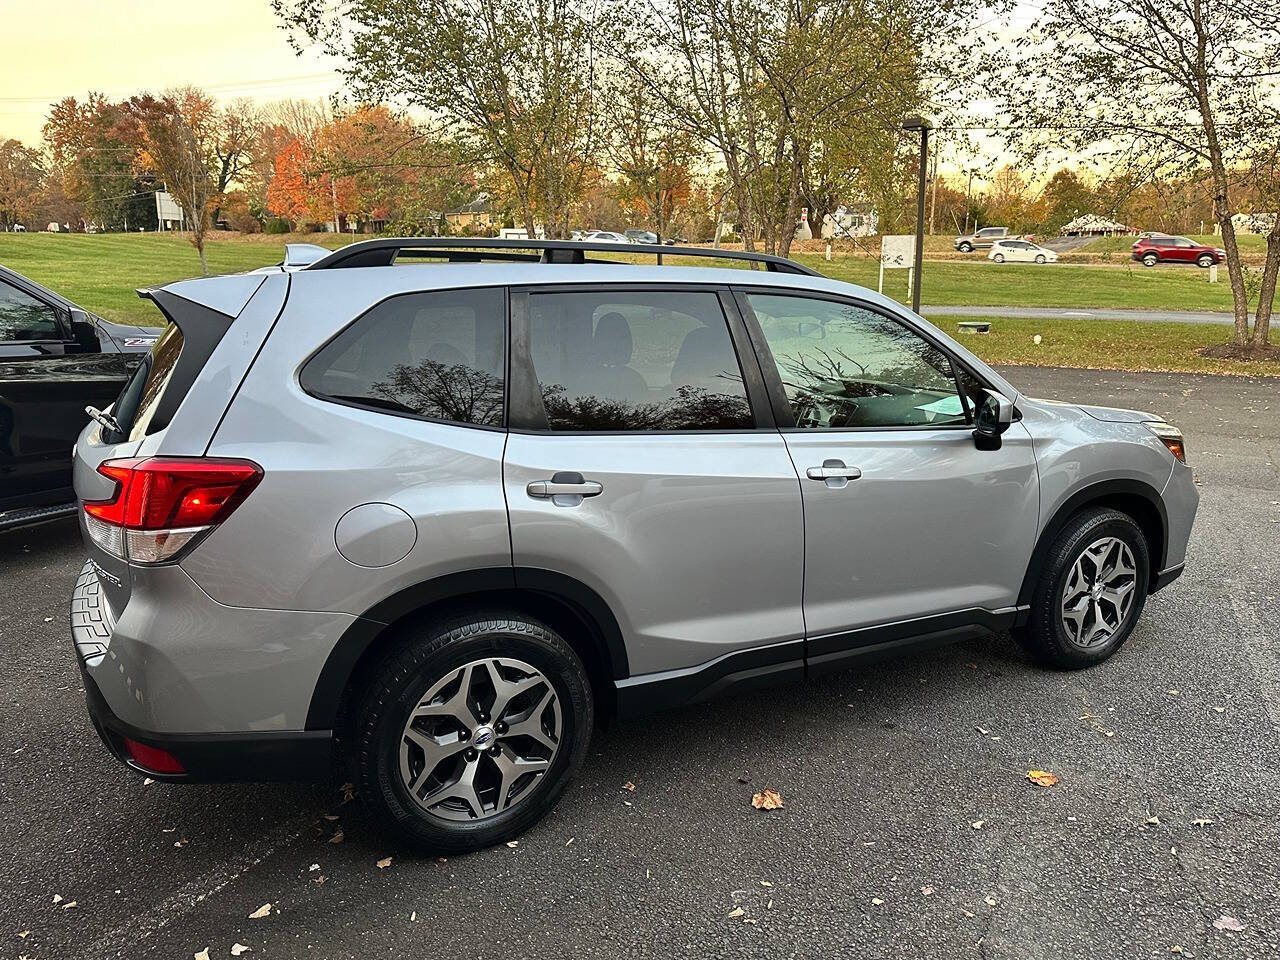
[1059,215,1134,236]
[446,196,494,231]
[1231,212,1277,235]
[822,204,879,239]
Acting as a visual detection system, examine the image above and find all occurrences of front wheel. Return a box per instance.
[993,253,1005,263]
[958,242,973,253]
[1197,254,1215,268]
[1018,508,1150,669]
[1035,254,1047,264]
[354,612,593,852]
[1142,253,1159,267]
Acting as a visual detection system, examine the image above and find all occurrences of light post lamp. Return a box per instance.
[903,115,932,313]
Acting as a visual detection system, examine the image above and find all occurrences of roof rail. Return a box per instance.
[305,237,822,276]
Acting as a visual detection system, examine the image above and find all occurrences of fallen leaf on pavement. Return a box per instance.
[1213,915,1244,932]
[18,931,30,939]
[339,782,355,804]
[921,886,935,896]
[194,950,210,960]
[1169,947,1184,954]
[971,820,985,830]
[61,902,77,910]
[506,840,519,848]
[52,894,62,904]
[727,907,745,918]
[1027,770,1059,787]
[328,830,344,844]
[377,857,393,869]
[985,896,998,906]
[760,880,773,887]
[565,837,574,846]
[323,814,339,821]
[248,903,272,920]
[871,898,884,905]
[231,945,251,956]
[308,863,320,872]
[623,781,636,792]
[743,917,757,925]
[1212,706,1225,713]
[1146,816,1160,825]
[751,789,784,810]
[737,772,751,784]
[411,911,417,921]
[1191,818,1214,828]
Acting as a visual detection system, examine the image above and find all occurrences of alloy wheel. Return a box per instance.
[1060,536,1137,647]
[398,657,561,822]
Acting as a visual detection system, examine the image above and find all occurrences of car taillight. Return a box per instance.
[83,457,263,564]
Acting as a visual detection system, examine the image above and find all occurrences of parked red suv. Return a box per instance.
[1131,234,1225,268]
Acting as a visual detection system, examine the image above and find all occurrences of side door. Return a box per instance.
[0,277,131,508]
[502,285,806,683]
[735,289,1040,669]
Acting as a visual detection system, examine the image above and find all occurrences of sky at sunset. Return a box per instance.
[0,0,343,145]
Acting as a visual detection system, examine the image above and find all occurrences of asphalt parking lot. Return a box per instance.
[2,364,1278,960]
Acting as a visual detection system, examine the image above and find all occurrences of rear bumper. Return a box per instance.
[80,666,333,782]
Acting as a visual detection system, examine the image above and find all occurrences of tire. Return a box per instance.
[1142,253,1159,267]
[1197,254,1214,268]
[354,611,593,852]
[993,253,1005,263]
[1019,508,1150,669]
[1035,254,1047,264]
[959,242,973,253]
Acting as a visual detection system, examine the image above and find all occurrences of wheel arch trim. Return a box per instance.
[304,567,630,730]
[1017,477,1169,609]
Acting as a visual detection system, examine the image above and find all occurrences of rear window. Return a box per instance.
[300,288,506,427]
[118,322,184,441]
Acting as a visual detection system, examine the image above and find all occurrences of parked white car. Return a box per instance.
[584,231,633,244]
[988,239,1058,264]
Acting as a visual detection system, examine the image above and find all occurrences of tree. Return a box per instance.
[128,88,222,274]
[0,140,43,230]
[276,0,601,238]
[998,0,1280,354]
[1039,168,1096,234]
[616,0,977,256]
[43,93,147,231]
[212,98,261,222]
[603,76,699,239]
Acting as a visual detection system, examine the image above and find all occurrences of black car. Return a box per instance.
[0,264,156,531]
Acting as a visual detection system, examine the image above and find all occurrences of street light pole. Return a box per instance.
[903,115,932,314]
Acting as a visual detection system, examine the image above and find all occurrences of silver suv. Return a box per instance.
[70,239,1197,852]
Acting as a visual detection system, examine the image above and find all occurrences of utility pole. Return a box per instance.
[964,169,976,235]
[928,137,939,236]
[903,116,932,314]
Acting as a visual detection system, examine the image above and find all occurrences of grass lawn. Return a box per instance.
[928,314,1280,378]
[0,231,1273,377]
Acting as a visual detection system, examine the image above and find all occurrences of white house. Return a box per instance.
[1231,212,1278,235]
[822,204,879,239]
[1059,215,1134,236]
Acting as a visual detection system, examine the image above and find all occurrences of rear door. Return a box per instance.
[736,289,1039,669]
[502,285,805,678]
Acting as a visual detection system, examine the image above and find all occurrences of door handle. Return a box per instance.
[527,471,603,503]
[805,459,861,488]
[527,480,604,498]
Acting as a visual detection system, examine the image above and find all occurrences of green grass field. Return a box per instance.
[0,230,1273,377]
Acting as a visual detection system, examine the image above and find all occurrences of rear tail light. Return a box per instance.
[83,457,263,564]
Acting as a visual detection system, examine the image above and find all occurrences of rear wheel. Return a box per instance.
[1019,508,1150,669]
[1197,253,1215,268]
[1035,254,1047,264]
[1142,252,1159,267]
[959,241,973,253]
[354,612,592,852]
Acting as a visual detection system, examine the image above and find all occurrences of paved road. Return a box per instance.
[2,366,1278,960]
[924,305,1242,325]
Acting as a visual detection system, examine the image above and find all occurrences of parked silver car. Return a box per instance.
[70,238,1197,852]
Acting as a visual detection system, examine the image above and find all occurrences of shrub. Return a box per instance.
[265,218,292,234]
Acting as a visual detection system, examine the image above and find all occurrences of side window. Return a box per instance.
[301,288,505,427]
[746,293,969,429]
[527,290,752,431]
[0,281,61,341]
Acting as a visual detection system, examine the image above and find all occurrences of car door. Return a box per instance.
[502,285,805,679]
[0,277,132,509]
[735,289,1040,670]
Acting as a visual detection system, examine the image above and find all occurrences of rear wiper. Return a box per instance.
[85,405,123,434]
[328,394,421,416]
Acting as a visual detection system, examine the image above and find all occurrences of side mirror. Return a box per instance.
[973,388,1013,450]
[69,309,101,352]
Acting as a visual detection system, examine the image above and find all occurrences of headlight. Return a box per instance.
[1145,422,1187,464]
